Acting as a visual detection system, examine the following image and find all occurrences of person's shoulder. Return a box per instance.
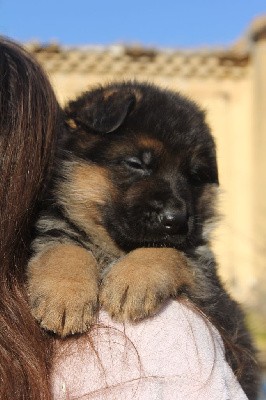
[99,298,223,352]
[98,299,248,399]
[53,300,248,399]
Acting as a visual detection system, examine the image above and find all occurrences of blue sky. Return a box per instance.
[0,1,265,48]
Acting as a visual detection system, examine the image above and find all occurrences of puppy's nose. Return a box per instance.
[158,208,188,233]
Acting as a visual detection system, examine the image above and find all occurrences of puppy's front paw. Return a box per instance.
[27,244,99,337]
[100,248,193,322]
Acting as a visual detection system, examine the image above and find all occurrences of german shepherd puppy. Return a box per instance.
[27,82,258,399]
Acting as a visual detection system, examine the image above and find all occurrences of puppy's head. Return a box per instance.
[60,82,218,252]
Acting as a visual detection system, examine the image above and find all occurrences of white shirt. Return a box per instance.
[52,299,248,400]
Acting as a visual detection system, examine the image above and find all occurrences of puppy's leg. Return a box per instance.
[27,243,99,337]
[100,248,193,322]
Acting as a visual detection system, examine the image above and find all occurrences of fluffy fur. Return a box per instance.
[27,82,258,399]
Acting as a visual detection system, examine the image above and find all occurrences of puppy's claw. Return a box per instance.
[29,287,98,336]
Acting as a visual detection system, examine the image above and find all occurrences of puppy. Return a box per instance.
[27,82,258,399]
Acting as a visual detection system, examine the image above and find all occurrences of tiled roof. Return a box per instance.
[25,43,248,79]
[25,16,265,79]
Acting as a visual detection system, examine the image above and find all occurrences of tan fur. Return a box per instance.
[100,247,194,322]
[57,162,123,259]
[66,162,113,210]
[103,87,143,103]
[65,118,77,129]
[27,244,99,337]
[198,184,218,209]
[137,136,164,153]
[198,184,220,240]
[103,89,121,101]
[132,88,143,103]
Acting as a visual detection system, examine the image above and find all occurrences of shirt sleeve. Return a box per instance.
[52,299,248,400]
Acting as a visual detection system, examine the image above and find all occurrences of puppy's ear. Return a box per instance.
[66,89,137,133]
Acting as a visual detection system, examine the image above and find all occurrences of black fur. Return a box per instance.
[29,82,259,399]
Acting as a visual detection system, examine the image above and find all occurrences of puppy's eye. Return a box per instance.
[123,157,144,171]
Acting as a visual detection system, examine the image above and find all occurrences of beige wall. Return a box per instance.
[252,37,266,314]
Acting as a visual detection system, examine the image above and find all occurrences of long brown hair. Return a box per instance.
[0,37,61,400]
